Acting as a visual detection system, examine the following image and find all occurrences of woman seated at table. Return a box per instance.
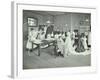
[61,31,66,39]
[54,31,59,40]
[56,32,65,57]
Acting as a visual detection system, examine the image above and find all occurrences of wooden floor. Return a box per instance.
[23,45,91,69]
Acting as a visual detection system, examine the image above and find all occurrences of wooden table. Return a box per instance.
[32,39,57,56]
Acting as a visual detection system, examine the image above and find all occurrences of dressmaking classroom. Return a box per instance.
[23,10,91,69]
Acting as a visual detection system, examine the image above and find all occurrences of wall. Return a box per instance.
[23,10,54,26]
[23,10,54,39]
[54,13,90,33]
[71,13,80,30]
[72,13,90,33]
[54,14,71,32]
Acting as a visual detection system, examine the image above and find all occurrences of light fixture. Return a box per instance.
[46,20,51,24]
[65,24,68,26]
[85,19,89,22]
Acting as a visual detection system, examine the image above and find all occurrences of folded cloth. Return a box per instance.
[40,45,48,48]
[33,40,42,44]
[40,40,49,48]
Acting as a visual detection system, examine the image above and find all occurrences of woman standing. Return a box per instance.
[26,29,33,50]
[82,33,88,50]
[65,31,75,56]
[88,31,91,49]
[75,33,85,52]
[26,28,38,55]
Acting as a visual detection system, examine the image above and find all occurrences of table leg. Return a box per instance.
[38,44,40,56]
[54,41,57,57]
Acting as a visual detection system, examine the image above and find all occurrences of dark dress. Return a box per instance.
[45,25,54,38]
[75,35,85,52]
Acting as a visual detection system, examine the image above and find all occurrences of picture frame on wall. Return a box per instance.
[27,17,38,27]
[11,1,97,78]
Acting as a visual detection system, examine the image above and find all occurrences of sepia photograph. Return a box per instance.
[23,10,91,69]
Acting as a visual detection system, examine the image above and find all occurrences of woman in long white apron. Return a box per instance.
[26,29,38,55]
[26,30,33,50]
[65,32,76,56]
[82,35,88,50]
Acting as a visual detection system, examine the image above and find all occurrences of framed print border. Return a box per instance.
[11,1,97,78]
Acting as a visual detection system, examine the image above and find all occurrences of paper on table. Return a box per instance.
[33,40,42,44]
[45,38,55,41]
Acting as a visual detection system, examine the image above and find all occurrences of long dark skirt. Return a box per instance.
[75,39,85,52]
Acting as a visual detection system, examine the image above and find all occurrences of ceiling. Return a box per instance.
[24,10,67,16]
[24,10,90,16]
